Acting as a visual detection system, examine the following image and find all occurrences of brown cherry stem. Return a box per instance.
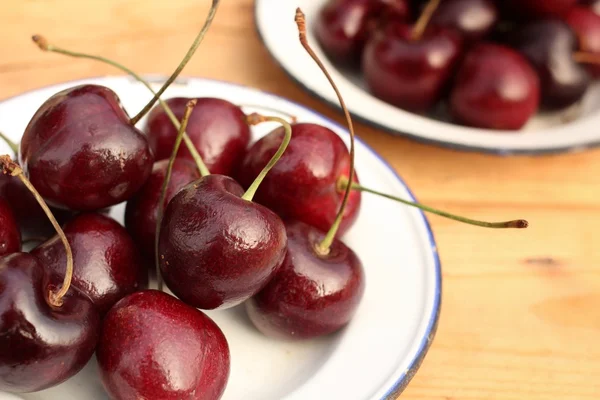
[155,99,197,292]
[573,51,600,65]
[295,8,355,256]
[411,0,441,41]
[242,113,293,201]
[0,132,18,154]
[338,177,528,229]
[130,0,220,125]
[0,155,73,307]
[31,35,210,177]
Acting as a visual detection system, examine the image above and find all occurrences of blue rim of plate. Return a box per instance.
[0,75,442,400]
[252,2,600,157]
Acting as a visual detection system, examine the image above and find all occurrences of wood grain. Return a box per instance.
[1,1,599,399]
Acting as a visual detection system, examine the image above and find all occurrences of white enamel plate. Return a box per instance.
[0,76,440,400]
[255,0,600,154]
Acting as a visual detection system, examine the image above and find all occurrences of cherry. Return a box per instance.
[145,97,251,175]
[511,20,591,110]
[430,0,499,42]
[157,102,288,310]
[32,213,147,315]
[581,0,600,16]
[0,156,99,392]
[125,158,200,262]
[566,7,600,77]
[362,0,463,112]
[502,0,578,18]
[449,43,540,130]
[315,0,411,65]
[237,123,361,237]
[97,290,230,400]
[0,198,20,257]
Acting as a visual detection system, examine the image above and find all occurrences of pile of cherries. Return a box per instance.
[0,6,526,400]
[316,0,600,130]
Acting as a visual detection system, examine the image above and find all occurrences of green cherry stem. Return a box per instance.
[130,0,220,125]
[338,177,528,229]
[0,132,18,154]
[295,8,355,256]
[155,99,197,292]
[0,155,74,307]
[31,35,210,177]
[242,113,292,202]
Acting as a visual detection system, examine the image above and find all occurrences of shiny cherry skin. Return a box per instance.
[430,0,499,42]
[237,123,361,238]
[0,252,99,392]
[19,84,154,211]
[158,174,287,310]
[449,43,540,130]
[363,23,462,113]
[315,0,411,65]
[125,158,199,261]
[566,7,600,77]
[145,97,250,176]
[502,0,577,18]
[32,213,147,315]
[97,290,230,400]
[582,0,600,16]
[247,220,365,339]
[512,20,590,110]
[0,198,20,257]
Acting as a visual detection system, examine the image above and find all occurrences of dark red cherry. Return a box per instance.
[247,220,365,339]
[97,290,230,400]
[125,158,200,261]
[145,97,250,176]
[315,0,411,65]
[581,0,600,16]
[449,43,540,130]
[511,20,591,110]
[0,252,99,392]
[158,174,287,310]
[0,198,20,257]
[430,0,499,42]
[502,0,577,18]
[32,213,147,315]
[362,23,462,112]
[19,84,154,211]
[566,6,600,77]
[237,123,361,237]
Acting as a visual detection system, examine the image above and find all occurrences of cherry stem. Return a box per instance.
[411,0,441,41]
[0,132,18,154]
[242,113,292,201]
[129,0,220,125]
[155,99,197,292]
[237,104,298,123]
[339,177,528,229]
[0,155,74,307]
[295,8,355,256]
[573,51,600,65]
[31,35,210,178]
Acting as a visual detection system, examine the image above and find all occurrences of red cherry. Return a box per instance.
[0,198,20,257]
[566,6,600,77]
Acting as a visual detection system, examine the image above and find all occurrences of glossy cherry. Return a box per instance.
[315,0,411,65]
[0,252,100,392]
[0,198,20,257]
[97,290,230,400]
[511,20,591,110]
[247,220,365,339]
[158,174,287,309]
[32,213,147,315]
[449,43,540,130]
[362,23,462,112]
[125,158,200,261]
[237,123,361,237]
[582,0,600,16]
[566,7,600,77]
[145,97,250,175]
[430,0,498,42]
[502,0,577,18]
[19,84,154,211]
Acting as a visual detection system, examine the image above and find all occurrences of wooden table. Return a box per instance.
[1,1,599,399]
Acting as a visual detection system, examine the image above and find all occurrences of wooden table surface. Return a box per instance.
[1,1,599,399]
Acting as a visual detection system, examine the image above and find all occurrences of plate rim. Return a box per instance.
[252,0,600,156]
[0,75,442,400]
